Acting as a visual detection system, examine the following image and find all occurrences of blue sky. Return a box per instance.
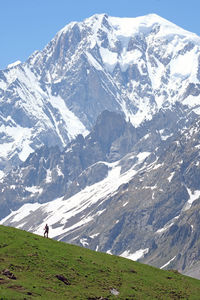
[0,0,199,69]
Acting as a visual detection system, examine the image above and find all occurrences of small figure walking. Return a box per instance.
[44,223,49,238]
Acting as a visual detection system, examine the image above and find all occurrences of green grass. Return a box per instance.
[0,225,200,299]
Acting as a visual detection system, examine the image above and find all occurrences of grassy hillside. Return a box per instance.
[0,225,200,299]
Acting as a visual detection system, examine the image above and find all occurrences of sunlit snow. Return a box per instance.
[0,152,151,238]
[25,186,43,194]
[86,52,103,71]
[0,171,4,180]
[183,187,200,211]
[167,172,175,183]
[156,222,174,234]
[49,94,89,140]
[156,215,180,234]
[1,13,200,171]
[120,248,149,261]
[7,60,21,69]
[0,123,34,161]
[108,14,200,42]
[160,256,176,269]
[170,48,198,79]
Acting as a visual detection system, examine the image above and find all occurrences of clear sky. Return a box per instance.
[0,0,199,70]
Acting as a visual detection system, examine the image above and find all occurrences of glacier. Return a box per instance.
[1,13,200,171]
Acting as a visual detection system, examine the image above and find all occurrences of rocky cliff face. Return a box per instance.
[0,111,138,219]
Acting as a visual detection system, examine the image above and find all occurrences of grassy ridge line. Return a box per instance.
[0,225,200,299]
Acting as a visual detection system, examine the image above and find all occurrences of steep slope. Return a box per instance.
[1,109,200,279]
[0,105,195,219]
[1,225,200,299]
[1,13,200,172]
[139,116,200,277]
[0,110,139,219]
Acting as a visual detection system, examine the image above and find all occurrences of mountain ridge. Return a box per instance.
[1,13,200,172]
[1,13,200,280]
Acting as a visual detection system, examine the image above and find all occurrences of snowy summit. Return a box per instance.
[0,13,200,169]
[7,60,21,69]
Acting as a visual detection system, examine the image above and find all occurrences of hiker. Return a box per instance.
[44,223,49,238]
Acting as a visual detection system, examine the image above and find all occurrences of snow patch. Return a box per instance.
[1,155,149,236]
[160,256,176,269]
[167,172,175,183]
[156,215,180,234]
[120,248,149,261]
[0,171,5,181]
[183,188,200,211]
[46,169,52,183]
[170,49,198,79]
[156,222,174,234]
[56,166,64,177]
[99,45,142,73]
[25,186,43,194]
[1,202,42,223]
[160,131,173,141]
[7,60,21,69]
[95,209,106,216]
[0,123,34,161]
[86,52,103,70]
[18,141,34,162]
[80,238,89,247]
[99,47,118,73]
[49,94,89,140]
[152,163,163,170]
[90,233,100,239]
[183,95,200,109]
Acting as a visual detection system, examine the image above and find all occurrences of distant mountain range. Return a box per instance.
[1,13,200,279]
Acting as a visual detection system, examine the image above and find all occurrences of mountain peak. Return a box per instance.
[7,60,21,69]
[54,13,200,62]
[1,11,200,172]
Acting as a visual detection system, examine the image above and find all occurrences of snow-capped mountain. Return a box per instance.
[1,13,200,279]
[1,13,200,173]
